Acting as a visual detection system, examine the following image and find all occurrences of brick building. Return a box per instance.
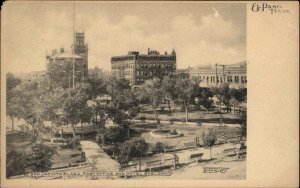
[46,32,88,88]
[111,48,176,87]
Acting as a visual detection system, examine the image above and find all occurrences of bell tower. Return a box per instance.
[73,32,88,77]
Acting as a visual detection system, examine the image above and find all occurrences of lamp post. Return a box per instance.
[138,140,142,171]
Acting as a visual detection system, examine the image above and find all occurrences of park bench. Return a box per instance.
[145,160,163,171]
[120,163,138,171]
[238,149,247,158]
[145,158,175,172]
[223,148,238,157]
[189,153,203,163]
[50,163,70,170]
[163,158,175,167]
[164,145,177,153]
[184,142,196,149]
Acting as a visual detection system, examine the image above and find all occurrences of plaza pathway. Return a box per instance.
[80,140,120,172]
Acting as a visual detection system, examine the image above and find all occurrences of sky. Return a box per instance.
[2,2,246,73]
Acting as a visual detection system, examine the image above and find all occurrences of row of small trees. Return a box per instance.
[136,75,247,123]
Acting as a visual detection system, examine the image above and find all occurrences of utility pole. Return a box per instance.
[72,3,75,89]
[138,140,142,171]
[215,63,218,85]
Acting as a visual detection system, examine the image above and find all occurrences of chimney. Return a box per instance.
[60,47,64,53]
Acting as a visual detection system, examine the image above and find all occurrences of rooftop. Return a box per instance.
[47,50,83,60]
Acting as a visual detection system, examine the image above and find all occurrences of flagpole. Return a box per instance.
[72,3,75,89]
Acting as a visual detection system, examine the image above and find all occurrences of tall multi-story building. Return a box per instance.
[46,32,88,88]
[111,48,176,87]
[190,61,247,88]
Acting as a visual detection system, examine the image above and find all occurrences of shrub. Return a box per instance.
[118,138,149,165]
[170,128,178,135]
[169,119,174,125]
[60,137,81,150]
[24,143,55,173]
[156,118,161,124]
[6,147,26,178]
[96,126,127,146]
[140,115,146,123]
[154,142,165,153]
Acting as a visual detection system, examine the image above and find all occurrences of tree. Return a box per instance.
[10,81,40,140]
[96,126,127,146]
[136,78,163,121]
[202,128,217,160]
[175,78,199,123]
[229,87,247,114]
[115,90,139,112]
[240,111,247,140]
[63,83,92,138]
[7,89,20,132]
[86,75,107,99]
[118,138,149,167]
[212,83,231,113]
[198,89,214,114]
[106,76,131,106]
[161,76,178,115]
[6,73,22,131]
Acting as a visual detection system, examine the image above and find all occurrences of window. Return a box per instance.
[234,76,239,83]
[245,76,247,83]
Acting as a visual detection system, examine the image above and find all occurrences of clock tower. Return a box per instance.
[72,32,88,77]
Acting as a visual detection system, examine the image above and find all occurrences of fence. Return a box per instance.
[145,158,175,172]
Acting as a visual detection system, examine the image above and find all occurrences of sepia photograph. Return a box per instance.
[1,1,298,187]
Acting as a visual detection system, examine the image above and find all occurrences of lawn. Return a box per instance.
[6,131,33,153]
[130,122,242,148]
[6,131,83,166]
[51,147,83,164]
[137,109,242,124]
